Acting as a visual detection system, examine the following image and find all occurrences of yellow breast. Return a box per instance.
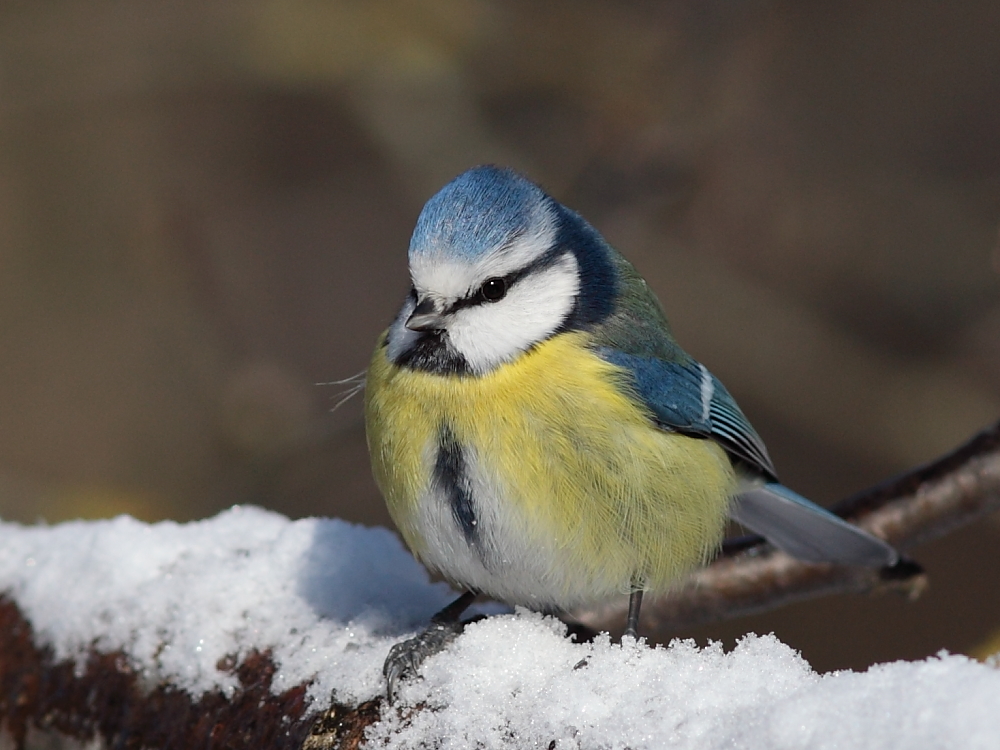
[364,331,736,607]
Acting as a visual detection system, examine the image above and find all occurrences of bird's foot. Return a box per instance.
[383,619,465,704]
[383,591,479,704]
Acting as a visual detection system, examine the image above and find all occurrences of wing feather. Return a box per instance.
[596,348,777,480]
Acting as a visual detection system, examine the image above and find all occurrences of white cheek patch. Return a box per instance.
[447,253,581,373]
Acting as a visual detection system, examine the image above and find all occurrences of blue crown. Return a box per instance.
[409,166,547,262]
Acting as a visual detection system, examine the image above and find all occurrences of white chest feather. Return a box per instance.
[410,438,585,609]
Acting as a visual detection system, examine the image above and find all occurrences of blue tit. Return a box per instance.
[365,165,899,699]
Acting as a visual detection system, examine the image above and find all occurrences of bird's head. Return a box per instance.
[386,166,616,375]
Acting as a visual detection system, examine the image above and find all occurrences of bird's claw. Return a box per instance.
[383,620,464,704]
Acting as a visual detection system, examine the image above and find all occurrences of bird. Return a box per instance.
[364,165,903,702]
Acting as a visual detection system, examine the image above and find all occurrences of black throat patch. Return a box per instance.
[395,332,472,375]
[433,424,480,548]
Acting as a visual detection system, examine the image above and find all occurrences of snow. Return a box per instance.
[0,506,458,703]
[1,506,999,749]
[380,617,1000,749]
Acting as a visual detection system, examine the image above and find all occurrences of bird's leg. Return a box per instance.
[623,588,643,640]
[383,590,478,704]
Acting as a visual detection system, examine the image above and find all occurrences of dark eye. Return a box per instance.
[480,277,507,302]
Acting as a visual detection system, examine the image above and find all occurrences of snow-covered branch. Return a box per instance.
[1,421,999,749]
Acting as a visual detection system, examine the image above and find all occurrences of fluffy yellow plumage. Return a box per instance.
[365,329,735,608]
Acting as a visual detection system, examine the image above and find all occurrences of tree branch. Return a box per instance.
[2,422,999,749]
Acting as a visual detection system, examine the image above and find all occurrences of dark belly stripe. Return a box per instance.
[434,424,480,547]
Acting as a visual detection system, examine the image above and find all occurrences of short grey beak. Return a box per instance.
[405,297,446,332]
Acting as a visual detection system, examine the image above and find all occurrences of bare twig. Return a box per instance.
[575,420,1000,636]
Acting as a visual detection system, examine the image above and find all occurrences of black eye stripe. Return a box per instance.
[446,247,570,313]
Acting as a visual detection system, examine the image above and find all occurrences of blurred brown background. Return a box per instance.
[1,1,999,672]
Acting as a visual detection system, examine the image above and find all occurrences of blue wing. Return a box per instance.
[582,251,898,569]
[596,348,899,568]
[596,349,778,481]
